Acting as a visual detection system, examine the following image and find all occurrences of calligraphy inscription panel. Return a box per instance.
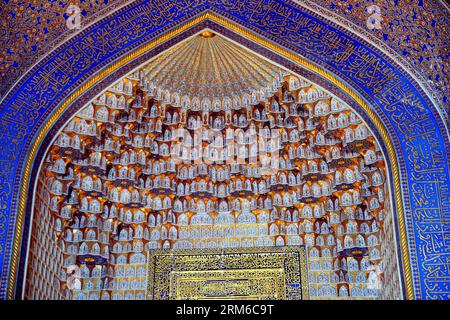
[147,246,308,300]
[170,269,286,300]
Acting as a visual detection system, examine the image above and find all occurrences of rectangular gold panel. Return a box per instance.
[170,269,286,300]
[147,246,308,300]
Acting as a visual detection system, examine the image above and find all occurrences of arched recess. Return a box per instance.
[0,1,448,300]
[22,29,403,301]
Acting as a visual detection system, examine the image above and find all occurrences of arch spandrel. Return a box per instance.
[0,0,448,300]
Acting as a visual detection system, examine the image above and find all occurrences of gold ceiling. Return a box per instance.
[143,31,285,100]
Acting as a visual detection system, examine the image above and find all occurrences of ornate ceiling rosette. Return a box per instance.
[141,31,288,111]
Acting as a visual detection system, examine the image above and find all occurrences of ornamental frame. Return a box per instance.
[146,246,308,300]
